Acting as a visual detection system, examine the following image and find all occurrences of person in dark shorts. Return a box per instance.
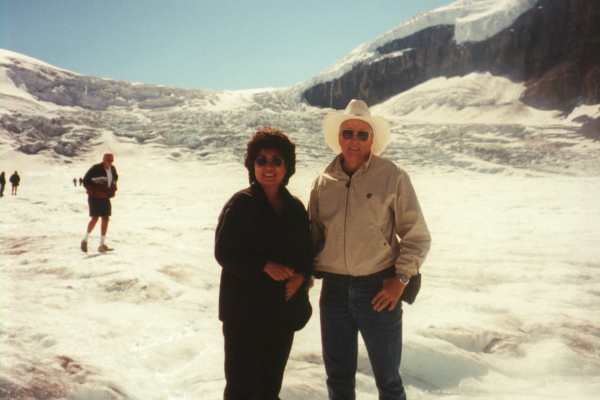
[9,171,20,195]
[81,153,118,253]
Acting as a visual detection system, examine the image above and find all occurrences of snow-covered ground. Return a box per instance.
[1,135,599,399]
[2,12,600,395]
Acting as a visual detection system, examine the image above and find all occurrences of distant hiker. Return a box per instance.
[309,99,431,400]
[81,153,118,253]
[215,128,312,399]
[73,178,77,187]
[79,177,83,186]
[0,171,5,197]
[9,171,20,195]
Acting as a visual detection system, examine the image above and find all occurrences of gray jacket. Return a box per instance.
[309,154,431,278]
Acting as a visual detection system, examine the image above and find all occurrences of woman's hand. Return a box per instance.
[263,261,294,281]
[285,273,305,301]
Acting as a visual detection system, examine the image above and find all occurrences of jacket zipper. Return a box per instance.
[343,176,351,273]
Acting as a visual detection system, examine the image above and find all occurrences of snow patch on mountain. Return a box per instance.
[452,0,537,43]
[202,88,277,112]
[0,68,37,106]
[0,49,77,75]
[372,72,562,125]
[567,104,600,122]
[367,73,600,176]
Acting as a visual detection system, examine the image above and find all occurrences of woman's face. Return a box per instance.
[254,148,286,190]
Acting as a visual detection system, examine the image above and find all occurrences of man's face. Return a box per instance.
[338,119,374,167]
[102,154,114,168]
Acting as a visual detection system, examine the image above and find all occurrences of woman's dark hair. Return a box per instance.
[244,127,296,186]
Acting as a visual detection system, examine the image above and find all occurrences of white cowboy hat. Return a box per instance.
[322,99,391,155]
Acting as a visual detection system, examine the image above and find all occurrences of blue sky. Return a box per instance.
[1,0,451,90]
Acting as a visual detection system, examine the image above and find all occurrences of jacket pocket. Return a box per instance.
[373,225,392,249]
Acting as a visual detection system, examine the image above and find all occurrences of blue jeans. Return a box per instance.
[320,271,406,400]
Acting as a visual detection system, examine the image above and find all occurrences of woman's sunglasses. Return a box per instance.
[341,129,370,141]
[255,156,284,167]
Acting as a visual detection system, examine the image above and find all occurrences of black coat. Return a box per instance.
[9,173,19,186]
[83,163,118,198]
[215,184,313,325]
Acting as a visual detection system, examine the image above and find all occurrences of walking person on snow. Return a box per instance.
[0,171,5,197]
[81,153,118,253]
[9,171,20,196]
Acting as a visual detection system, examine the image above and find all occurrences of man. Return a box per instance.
[81,153,118,253]
[0,171,5,197]
[9,171,20,196]
[309,99,431,400]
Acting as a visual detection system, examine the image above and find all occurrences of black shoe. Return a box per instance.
[98,244,113,253]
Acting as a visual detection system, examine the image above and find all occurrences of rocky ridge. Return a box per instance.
[302,0,600,113]
[1,1,599,175]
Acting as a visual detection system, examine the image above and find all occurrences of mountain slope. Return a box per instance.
[0,49,325,161]
[1,0,600,175]
[302,0,600,112]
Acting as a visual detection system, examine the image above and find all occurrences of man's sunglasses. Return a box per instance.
[255,156,284,167]
[341,129,370,141]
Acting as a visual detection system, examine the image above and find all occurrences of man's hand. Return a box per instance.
[371,277,406,312]
[264,261,294,281]
[285,273,305,301]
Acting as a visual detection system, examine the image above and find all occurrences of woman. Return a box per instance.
[215,128,312,400]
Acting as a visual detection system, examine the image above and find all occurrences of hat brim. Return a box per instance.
[322,113,391,155]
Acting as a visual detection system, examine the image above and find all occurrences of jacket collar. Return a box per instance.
[326,153,375,180]
[250,182,293,205]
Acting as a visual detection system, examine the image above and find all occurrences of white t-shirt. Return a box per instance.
[105,167,113,187]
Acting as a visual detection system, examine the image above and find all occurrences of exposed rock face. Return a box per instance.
[0,114,97,156]
[579,117,600,140]
[1,115,70,138]
[303,0,600,112]
[18,142,49,155]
